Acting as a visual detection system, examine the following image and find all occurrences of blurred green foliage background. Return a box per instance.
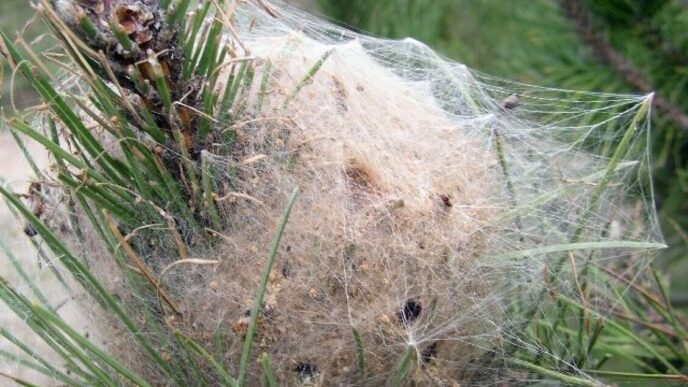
[0,0,49,111]
[314,0,688,306]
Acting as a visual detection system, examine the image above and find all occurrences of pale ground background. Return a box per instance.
[0,130,100,383]
[0,0,319,384]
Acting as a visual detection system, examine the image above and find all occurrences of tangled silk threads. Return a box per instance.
[27,1,662,385]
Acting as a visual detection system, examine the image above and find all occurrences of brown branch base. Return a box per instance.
[53,0,202,148]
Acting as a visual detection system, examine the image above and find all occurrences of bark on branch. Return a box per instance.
[52,0,200,148]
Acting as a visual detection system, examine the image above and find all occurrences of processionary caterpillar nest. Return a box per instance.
[0,1,663,385]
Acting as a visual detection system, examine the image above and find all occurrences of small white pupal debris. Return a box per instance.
[51,0,80,24]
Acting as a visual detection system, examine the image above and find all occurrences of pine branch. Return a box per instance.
[51,0,201,148]
[561,0,688,130]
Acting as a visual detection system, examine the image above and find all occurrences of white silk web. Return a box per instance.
[0,1,664,385]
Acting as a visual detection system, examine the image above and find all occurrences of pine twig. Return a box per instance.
[561,0,688,130]
[51,0,201,145]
